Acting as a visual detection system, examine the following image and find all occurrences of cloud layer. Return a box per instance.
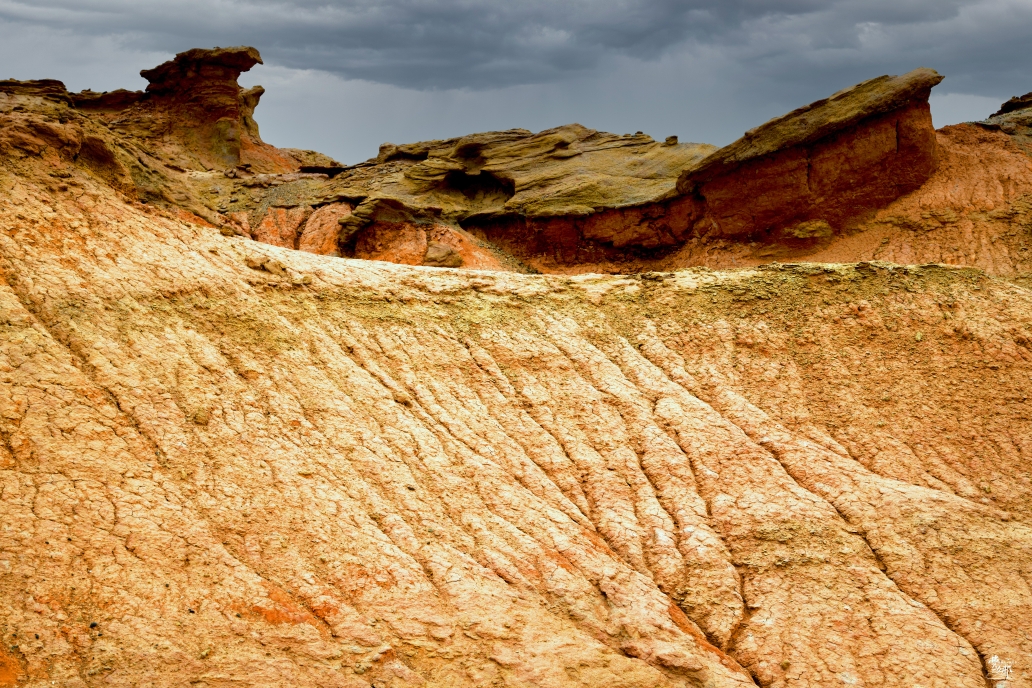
[2,0,1030,91]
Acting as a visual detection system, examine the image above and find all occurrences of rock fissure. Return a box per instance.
[767,447,999,688]
[686,365,1027,687]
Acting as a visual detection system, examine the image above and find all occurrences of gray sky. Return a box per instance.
[1,0,1029,163]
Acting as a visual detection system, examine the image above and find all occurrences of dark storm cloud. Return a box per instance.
[724,0,1031,97]
[2,0,1027,93]
[7,0,738,88]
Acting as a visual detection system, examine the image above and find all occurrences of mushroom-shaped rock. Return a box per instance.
[140,46,263,94]
[119,46,295,172]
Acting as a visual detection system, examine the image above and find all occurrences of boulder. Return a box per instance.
[423,240,463,267]
[252,206,311,248]
[298,203,352,255]
[423,225,504,270]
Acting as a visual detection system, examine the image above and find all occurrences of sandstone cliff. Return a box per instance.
[675,69,943,238]
[0,48,1030,688]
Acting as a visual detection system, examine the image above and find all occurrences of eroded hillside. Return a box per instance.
[0,47,1030,688]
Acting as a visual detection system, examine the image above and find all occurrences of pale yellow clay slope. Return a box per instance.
[0,156,1030,688]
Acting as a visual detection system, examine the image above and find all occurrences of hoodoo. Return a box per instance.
[129,46,298,172]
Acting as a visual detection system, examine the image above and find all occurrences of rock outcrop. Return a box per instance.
[118,65,942,273]
[0,79,72,103]
[648,122,1032,276]
[0,47,302,177]
[675,68,943,239]
[289,125,714,268]
[993,91,1032,118]
[3,49,1030,282]
[127,46,297,172]
[251,68,941,271]
[984,91,1032,158]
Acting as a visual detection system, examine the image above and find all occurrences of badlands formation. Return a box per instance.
[0,46,1031,688]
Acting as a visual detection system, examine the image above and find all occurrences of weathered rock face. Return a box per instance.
[2,49,1032,688]
[627,123,1032,277]
[3,50,1030,283]
[677,71,942,240]
[0,47,302,176]
[1,141,1031,687]
[319,124,716,263]
[478,69,943,268]
[69,89,144,112]
[994,91,1032,118]
[299,203,352,256]
[0,79,72,103]
[0,49,349,234]
[984,92,1032,159]
[0,58,983,277]
[128,46,297,172]
[151,67,943,272]
[469,90,1032,279]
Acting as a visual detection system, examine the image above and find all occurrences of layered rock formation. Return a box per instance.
[7,49,1029,280]
[645,122,1032,277]
[203,68,945,272]
[0,50,339,228]
[984,91,1032,158]
[246,79,1032,278]
[280,124,717,269]
[1,149,1030,688]
[675,69,942,239]
[1,47,1031,688]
